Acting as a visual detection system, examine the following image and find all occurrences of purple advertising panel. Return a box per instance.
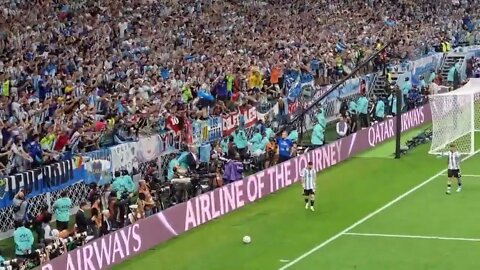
[42,104,431,270]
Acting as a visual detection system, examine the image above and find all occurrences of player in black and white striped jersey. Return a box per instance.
[300,162,316,211]
[438,144,462,194]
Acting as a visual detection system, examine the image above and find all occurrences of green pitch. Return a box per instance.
[114,129,480,270]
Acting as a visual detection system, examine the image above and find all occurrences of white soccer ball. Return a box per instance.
[242,235,251,244]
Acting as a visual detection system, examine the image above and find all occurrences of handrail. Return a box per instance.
[367,72,378,98]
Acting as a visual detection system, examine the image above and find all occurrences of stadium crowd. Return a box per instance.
[0,0,478,267]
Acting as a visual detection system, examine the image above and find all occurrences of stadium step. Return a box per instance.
[440,54,466,83]
[369,71,404,98]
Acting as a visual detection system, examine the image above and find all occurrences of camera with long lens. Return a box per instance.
[1,258,23,270]
[120,191,130,200]
[62,232,88,247]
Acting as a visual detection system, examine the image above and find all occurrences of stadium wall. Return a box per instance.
[41,104,432,270]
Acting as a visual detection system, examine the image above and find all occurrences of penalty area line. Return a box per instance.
[277,149,480,270]
[344,232,480,242]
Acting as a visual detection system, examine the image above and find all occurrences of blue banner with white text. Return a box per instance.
[0,158,85,208]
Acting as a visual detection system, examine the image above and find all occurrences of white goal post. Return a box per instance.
[429,78,480,155]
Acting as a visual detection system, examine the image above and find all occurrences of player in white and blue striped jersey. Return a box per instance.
[300,162,316,211]
[438,144,462,194]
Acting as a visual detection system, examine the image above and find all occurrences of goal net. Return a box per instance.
[429,78,480,155]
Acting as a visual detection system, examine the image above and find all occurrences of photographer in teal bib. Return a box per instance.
[13,220,34,257]
[53,191,72,231]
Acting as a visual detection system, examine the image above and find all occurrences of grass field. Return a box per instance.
[112,126,480,270]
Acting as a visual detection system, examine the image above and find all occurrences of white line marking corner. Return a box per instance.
[278,149,480,270]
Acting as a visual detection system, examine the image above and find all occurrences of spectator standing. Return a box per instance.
[75,202,89,234]
[53,191,72,231]
[138,180,155,217]
[41,213,54,242]
[9,137,33,174]
[100,210,114,236]
[277,131,293,163]
[87,183,100,205]
[102,184,112,210]
[135,193,146,221]
[265,137,278,168]
[290,143,299,158]
[13,190,28,223]
[32,205,49,243]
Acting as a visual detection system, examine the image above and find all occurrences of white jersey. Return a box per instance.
[300,168,316,190]
[442,151,461,170]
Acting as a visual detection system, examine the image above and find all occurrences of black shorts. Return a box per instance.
[447,169,460,178]
[303,189,315,196]
[56,220,69,231]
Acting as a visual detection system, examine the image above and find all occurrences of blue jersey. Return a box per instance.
[277,138,293,158]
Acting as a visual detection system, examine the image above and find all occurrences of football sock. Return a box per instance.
[458,180,462,187]
[304,198,309,203]
[447,184,452,192]
[310,200,315,207]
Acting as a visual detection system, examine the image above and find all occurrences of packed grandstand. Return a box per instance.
[0,0,478,269]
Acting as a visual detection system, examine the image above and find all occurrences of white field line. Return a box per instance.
[278,149,480,270]
[344,232,480,242]
[440,174,480,178]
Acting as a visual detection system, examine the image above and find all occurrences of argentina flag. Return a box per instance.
[336,41,347,53]
[286,70,315,102]
[384,17,398,27]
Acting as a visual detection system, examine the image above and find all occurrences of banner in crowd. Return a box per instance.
[222,107,257,136]
[191,117,223,145]
[82,131,182,186]
[43,104,432,270]
[284,70,315,102]
[111,142,139,174]
[325,76,369,101]
[407,52,443,86]
[0,158,85,208]
[137,136,162,163]
[84,149,112,186]
[159,131,183,154]
[207,117,223,142]
[257,103,279,123]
